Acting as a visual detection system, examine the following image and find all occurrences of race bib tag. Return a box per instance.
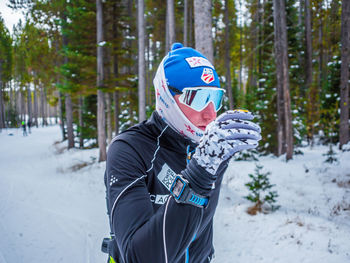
[157,163,177,191]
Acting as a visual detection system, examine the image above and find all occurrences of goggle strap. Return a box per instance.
[168,86,183,95]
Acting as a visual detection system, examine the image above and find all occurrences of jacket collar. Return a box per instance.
[146,111,198,153]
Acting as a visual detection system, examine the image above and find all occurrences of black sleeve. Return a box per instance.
[106,139,205,263]
[182,157,228,196]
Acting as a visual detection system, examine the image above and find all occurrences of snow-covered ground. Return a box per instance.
[215,146,350,263]
[0,126,109,263]
[0,125,349,263]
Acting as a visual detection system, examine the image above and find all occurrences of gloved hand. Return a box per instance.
[181,110,261,196]
[193,110,261,175]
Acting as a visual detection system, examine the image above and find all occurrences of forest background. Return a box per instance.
[0,0,349,162]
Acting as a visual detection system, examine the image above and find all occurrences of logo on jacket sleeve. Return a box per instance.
[109,175,118,186]
[201,68,215,84]
[150,194,169,205]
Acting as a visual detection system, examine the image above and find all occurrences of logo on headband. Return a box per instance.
[201,68,215,84]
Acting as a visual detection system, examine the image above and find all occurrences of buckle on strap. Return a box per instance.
[101,237,112,254]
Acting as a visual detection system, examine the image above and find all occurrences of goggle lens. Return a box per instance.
[178,88,225,112]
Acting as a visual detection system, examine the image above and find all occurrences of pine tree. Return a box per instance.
[323,144,338,164]
[245,163,279,214]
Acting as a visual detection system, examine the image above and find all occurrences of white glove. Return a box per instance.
[193,110,262,175]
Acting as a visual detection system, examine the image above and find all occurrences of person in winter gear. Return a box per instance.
[21,121,28,136]
[27,120,32,134]
[103,43,261,263]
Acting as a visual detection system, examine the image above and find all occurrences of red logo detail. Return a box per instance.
[188,57,201,66]
[180,130,185,136]
[161,80,167,91]
[201,68,214,84]
[156,89,160,97]
[185,124,195,135]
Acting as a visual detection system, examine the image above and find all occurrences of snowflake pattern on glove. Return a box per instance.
[193,110,262,175]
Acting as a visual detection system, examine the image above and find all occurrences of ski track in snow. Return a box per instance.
[1,125,350,263]
[0,126,109,263]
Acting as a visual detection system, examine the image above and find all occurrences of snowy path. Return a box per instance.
[0,127,108,263]
[1,126,350,263]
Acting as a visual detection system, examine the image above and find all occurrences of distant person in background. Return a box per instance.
[27,120,32,134]
[21,121,27,136]
[103,43,262,263]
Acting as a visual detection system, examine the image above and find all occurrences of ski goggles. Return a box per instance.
[177,87,225,112]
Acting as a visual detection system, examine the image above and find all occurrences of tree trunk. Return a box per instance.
[165,4,169,53]
[138,0,146,122]
[252,0,261,91]
[104,21,112,145]
[79,96,84,148]
[54,104,58,124]
[58,91,66,141]
[188,0,193,47]
[297,0,303,84]
[112,1,120,137]
[40,87,45,126]
[15,89,19,124]
[145,33,151,105]
[65,93,75,149]
[224,0,233,109]
[127,0,135,127]
[167,0,176,49]
[96,0,107,162]
[318,1,324,90]
[44,88,49,125]
[184,0,188,46]
[239,0,243,94]
[316,2,323,141]
[106,92,112,144]
[9,85,14,128]
[0,81,4,130]
[273,0,293,160]
[305,0,314,145]
[33,87,38,127]
[62,3,74,148]
[21,90,26,122]
[0,72,4,130]
[0,64,2,130]
[339,0,350,148]
[46,90,49,125]
[27,86,32,125]
[194,0,214,63]
[113,91,119,135]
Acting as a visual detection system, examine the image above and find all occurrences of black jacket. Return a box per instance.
[104,112,225,263]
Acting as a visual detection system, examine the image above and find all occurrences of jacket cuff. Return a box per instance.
[181,158,216,196]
